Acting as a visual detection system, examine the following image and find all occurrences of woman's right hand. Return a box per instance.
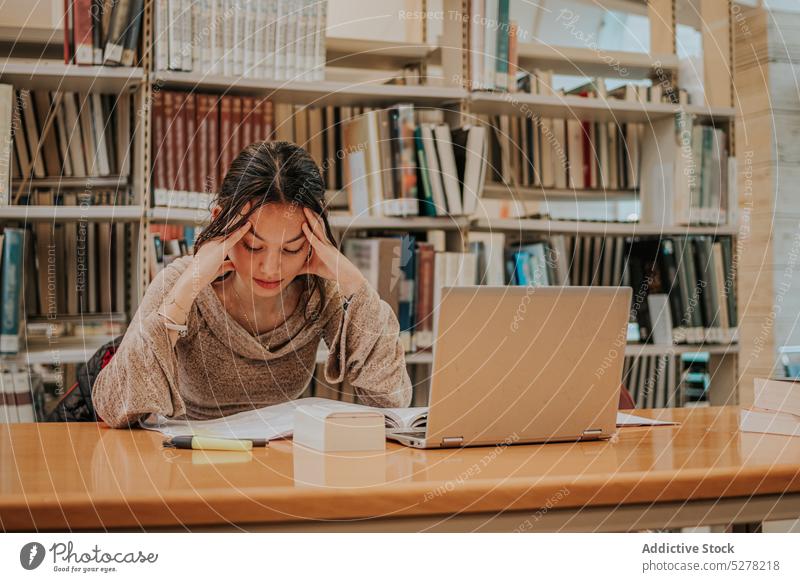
[188,218,252,290]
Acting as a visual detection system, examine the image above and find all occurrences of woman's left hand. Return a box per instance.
[300,207,366,297]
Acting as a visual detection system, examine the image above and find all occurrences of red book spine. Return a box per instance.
[415,243,434,337]
[231,96,242,160]
[207,95,220,193]
[173,93,187,194]
[249,97,261,144]
[241,96,254,149]
[582,120,591,189]
[220,95,232,183]
[163,91,177,196]
[196,94,209,199]
[261,100,273,141]
[73,0,93,65]
[151,90,166,194]
[64,0,71,64]
[184,93,197,195]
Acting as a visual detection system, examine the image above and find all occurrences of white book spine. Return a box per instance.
[0,85,13,205]
[303,0,316,81]
[213,0,224,75]
[155,0,169,71]
[285,0,298,80]
[253,0,265,77]
[314,0,326,81]
[168,0,182,70]
[265,1,277,79]
[223,0,234,76]
[180,0,192,71]
[191,1,202,72]
[245,0,257,77]
[274,0,286,79]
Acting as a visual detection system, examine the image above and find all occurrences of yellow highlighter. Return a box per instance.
[162,435,268,451]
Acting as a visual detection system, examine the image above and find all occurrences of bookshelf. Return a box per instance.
[0,0,743,412]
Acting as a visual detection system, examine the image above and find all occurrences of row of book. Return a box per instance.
[343,107,488,217]
[26,191,129,319]
[640,113,737,227]
[151,91,490,218]
[152,91,278,209]
[154,0,328,82]
[467,0,521,93]
[0,370,35,423]
[505,234,738,345]
[621,353,680,410]
[2,86,132,194]
[63,0,145,66]
[487,111,641,193]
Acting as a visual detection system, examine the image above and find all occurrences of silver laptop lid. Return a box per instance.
[425,286,632,447]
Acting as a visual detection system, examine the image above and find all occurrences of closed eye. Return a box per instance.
[242,241,263,252]
[283,243,306,254]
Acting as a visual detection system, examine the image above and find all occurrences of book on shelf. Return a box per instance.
[740,377,800,437]
[148,227,197,280]
[621,353,679,409]
[3,192,131,324]
[483,72,665,195]
[63,0,145,66]
[154,0,327,82]
[498,233,737,346]
[152,90,274,210]
[0,369,35,424]
[341,233,476,353]
[3,88,132,190]
[639,112,737,227]
[0,228,24,354]
[342,105,488,217]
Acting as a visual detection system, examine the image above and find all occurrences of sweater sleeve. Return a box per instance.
[320,278,412,408]
[92,258,192,428]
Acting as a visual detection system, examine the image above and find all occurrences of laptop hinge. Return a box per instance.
[580,429,603,441]
[441,436,464,446]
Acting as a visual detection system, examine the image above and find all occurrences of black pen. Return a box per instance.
[162,435,268,451]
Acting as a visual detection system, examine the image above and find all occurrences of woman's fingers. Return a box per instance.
[222,220,252,252]
[303,207,327,242]
[301,221,320,247]
[215,260,235,278]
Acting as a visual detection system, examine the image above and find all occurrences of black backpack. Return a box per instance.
[45,335,124,422]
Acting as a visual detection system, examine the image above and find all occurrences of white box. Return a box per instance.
[293,404,385,452]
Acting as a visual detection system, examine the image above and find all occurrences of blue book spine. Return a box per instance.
[397,234,416,334]
[495,0,510,89]
[1,228,24,354]
[513,251,530,286]
[413,127,437,217]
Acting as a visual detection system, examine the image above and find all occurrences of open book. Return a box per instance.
[140,397,428,441]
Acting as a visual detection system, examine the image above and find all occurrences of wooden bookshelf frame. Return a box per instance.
[135,0,740,407]
[0,1,741,408]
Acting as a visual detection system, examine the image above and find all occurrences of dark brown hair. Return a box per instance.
[194,140,338,322]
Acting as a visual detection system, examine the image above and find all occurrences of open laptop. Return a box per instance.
[388,286,632,449]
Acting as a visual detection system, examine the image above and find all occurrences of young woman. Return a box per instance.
[93,141,412,428]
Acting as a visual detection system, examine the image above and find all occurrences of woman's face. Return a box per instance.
[224,202,311,298]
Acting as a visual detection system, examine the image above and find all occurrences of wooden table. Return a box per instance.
[2,406,800,532]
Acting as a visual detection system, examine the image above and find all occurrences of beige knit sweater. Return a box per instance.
[92,255,412,428]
